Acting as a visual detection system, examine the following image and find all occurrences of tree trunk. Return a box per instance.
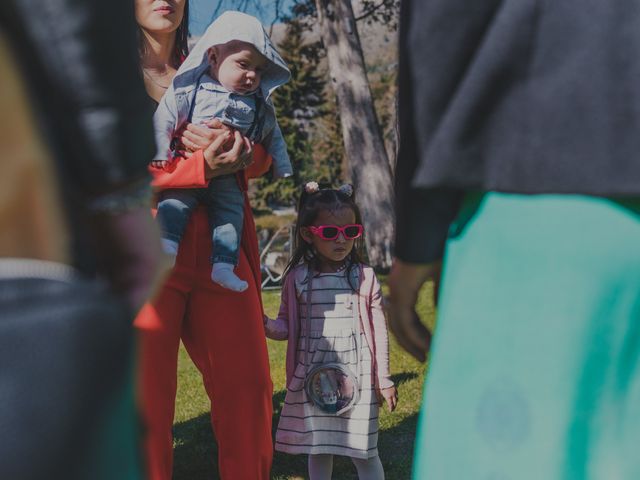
[315,0,394,270]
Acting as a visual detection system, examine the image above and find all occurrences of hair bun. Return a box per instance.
[304,181,320,194]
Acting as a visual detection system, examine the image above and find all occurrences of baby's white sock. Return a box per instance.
[161,239,179,266]
[211,262,248,292]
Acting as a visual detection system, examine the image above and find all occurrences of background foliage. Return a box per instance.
[249,1,397,211]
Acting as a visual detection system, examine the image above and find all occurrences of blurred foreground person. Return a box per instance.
[0,0,162,478]
[389,1,640,479]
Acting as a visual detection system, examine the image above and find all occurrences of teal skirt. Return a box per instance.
[413,193,640,480]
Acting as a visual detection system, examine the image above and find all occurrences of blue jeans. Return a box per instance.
[156,174,244,265]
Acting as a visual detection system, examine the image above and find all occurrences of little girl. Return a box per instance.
[265,182,398,480]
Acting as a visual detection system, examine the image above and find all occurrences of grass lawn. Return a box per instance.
[172,279,436,479]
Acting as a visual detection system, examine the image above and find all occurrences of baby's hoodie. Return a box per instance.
[153,11,292,177]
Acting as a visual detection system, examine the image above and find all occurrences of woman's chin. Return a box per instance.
[144,18,181,34]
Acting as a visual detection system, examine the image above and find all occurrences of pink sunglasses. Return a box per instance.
[308,224,364,241]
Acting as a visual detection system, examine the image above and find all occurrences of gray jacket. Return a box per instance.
[153,11,292,177]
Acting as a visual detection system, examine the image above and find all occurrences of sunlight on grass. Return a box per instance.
[173,279,436,479]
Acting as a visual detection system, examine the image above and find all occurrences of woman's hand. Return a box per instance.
[203,129,253,179]
[178,119,254,179]
[378,386,398,412]
[179,119,228,154]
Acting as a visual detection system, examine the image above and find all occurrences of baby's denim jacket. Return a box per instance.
[152,11,292,178]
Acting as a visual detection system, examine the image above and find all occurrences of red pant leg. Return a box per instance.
[134,282,188,480]
[182,251,273,480]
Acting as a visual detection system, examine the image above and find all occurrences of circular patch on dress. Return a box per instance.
[475,378,532,453]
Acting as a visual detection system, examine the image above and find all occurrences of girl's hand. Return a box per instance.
[263,314,289,340]
[378,386,398,412]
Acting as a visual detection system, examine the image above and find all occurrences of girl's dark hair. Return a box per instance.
[284,184,366,292]
[137,2,190,68]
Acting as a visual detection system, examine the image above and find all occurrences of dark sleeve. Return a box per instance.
[2,0,155,197]
[394,0,464,264]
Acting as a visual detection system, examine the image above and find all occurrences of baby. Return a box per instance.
[153,11,292,292]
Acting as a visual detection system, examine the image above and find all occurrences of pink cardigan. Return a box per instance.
[265,263,394,390]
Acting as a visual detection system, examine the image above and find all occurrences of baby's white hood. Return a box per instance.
[175,11,290,98]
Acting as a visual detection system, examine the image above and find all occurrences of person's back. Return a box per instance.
[399,0,640,196]
[391,1,640,479]
[0,1,162,478]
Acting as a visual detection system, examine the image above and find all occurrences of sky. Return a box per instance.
[188,0,296,35]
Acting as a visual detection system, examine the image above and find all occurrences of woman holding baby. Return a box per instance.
[133,1,274,478]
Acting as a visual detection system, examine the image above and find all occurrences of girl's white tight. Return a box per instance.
[308,453,385,480]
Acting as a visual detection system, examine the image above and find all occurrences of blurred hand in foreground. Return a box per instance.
[386,259,441,362]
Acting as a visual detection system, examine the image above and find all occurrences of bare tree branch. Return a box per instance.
[248,0,263,14]
[269,0,284,36]
[208,0,225,24]
[205,0,287,37]
[354,0,394,22]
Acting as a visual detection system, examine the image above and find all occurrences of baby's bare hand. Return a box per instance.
[151,159,171,170]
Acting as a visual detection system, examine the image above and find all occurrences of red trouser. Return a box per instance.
[134,211,273,479]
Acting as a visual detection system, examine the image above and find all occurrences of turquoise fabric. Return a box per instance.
[76,355,142,480]
[413,193,640,480]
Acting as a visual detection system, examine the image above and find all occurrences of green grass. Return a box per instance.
[172,280,436,479]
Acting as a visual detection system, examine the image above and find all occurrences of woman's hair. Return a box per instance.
[137,2,190,68]
[284,184,366,291]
